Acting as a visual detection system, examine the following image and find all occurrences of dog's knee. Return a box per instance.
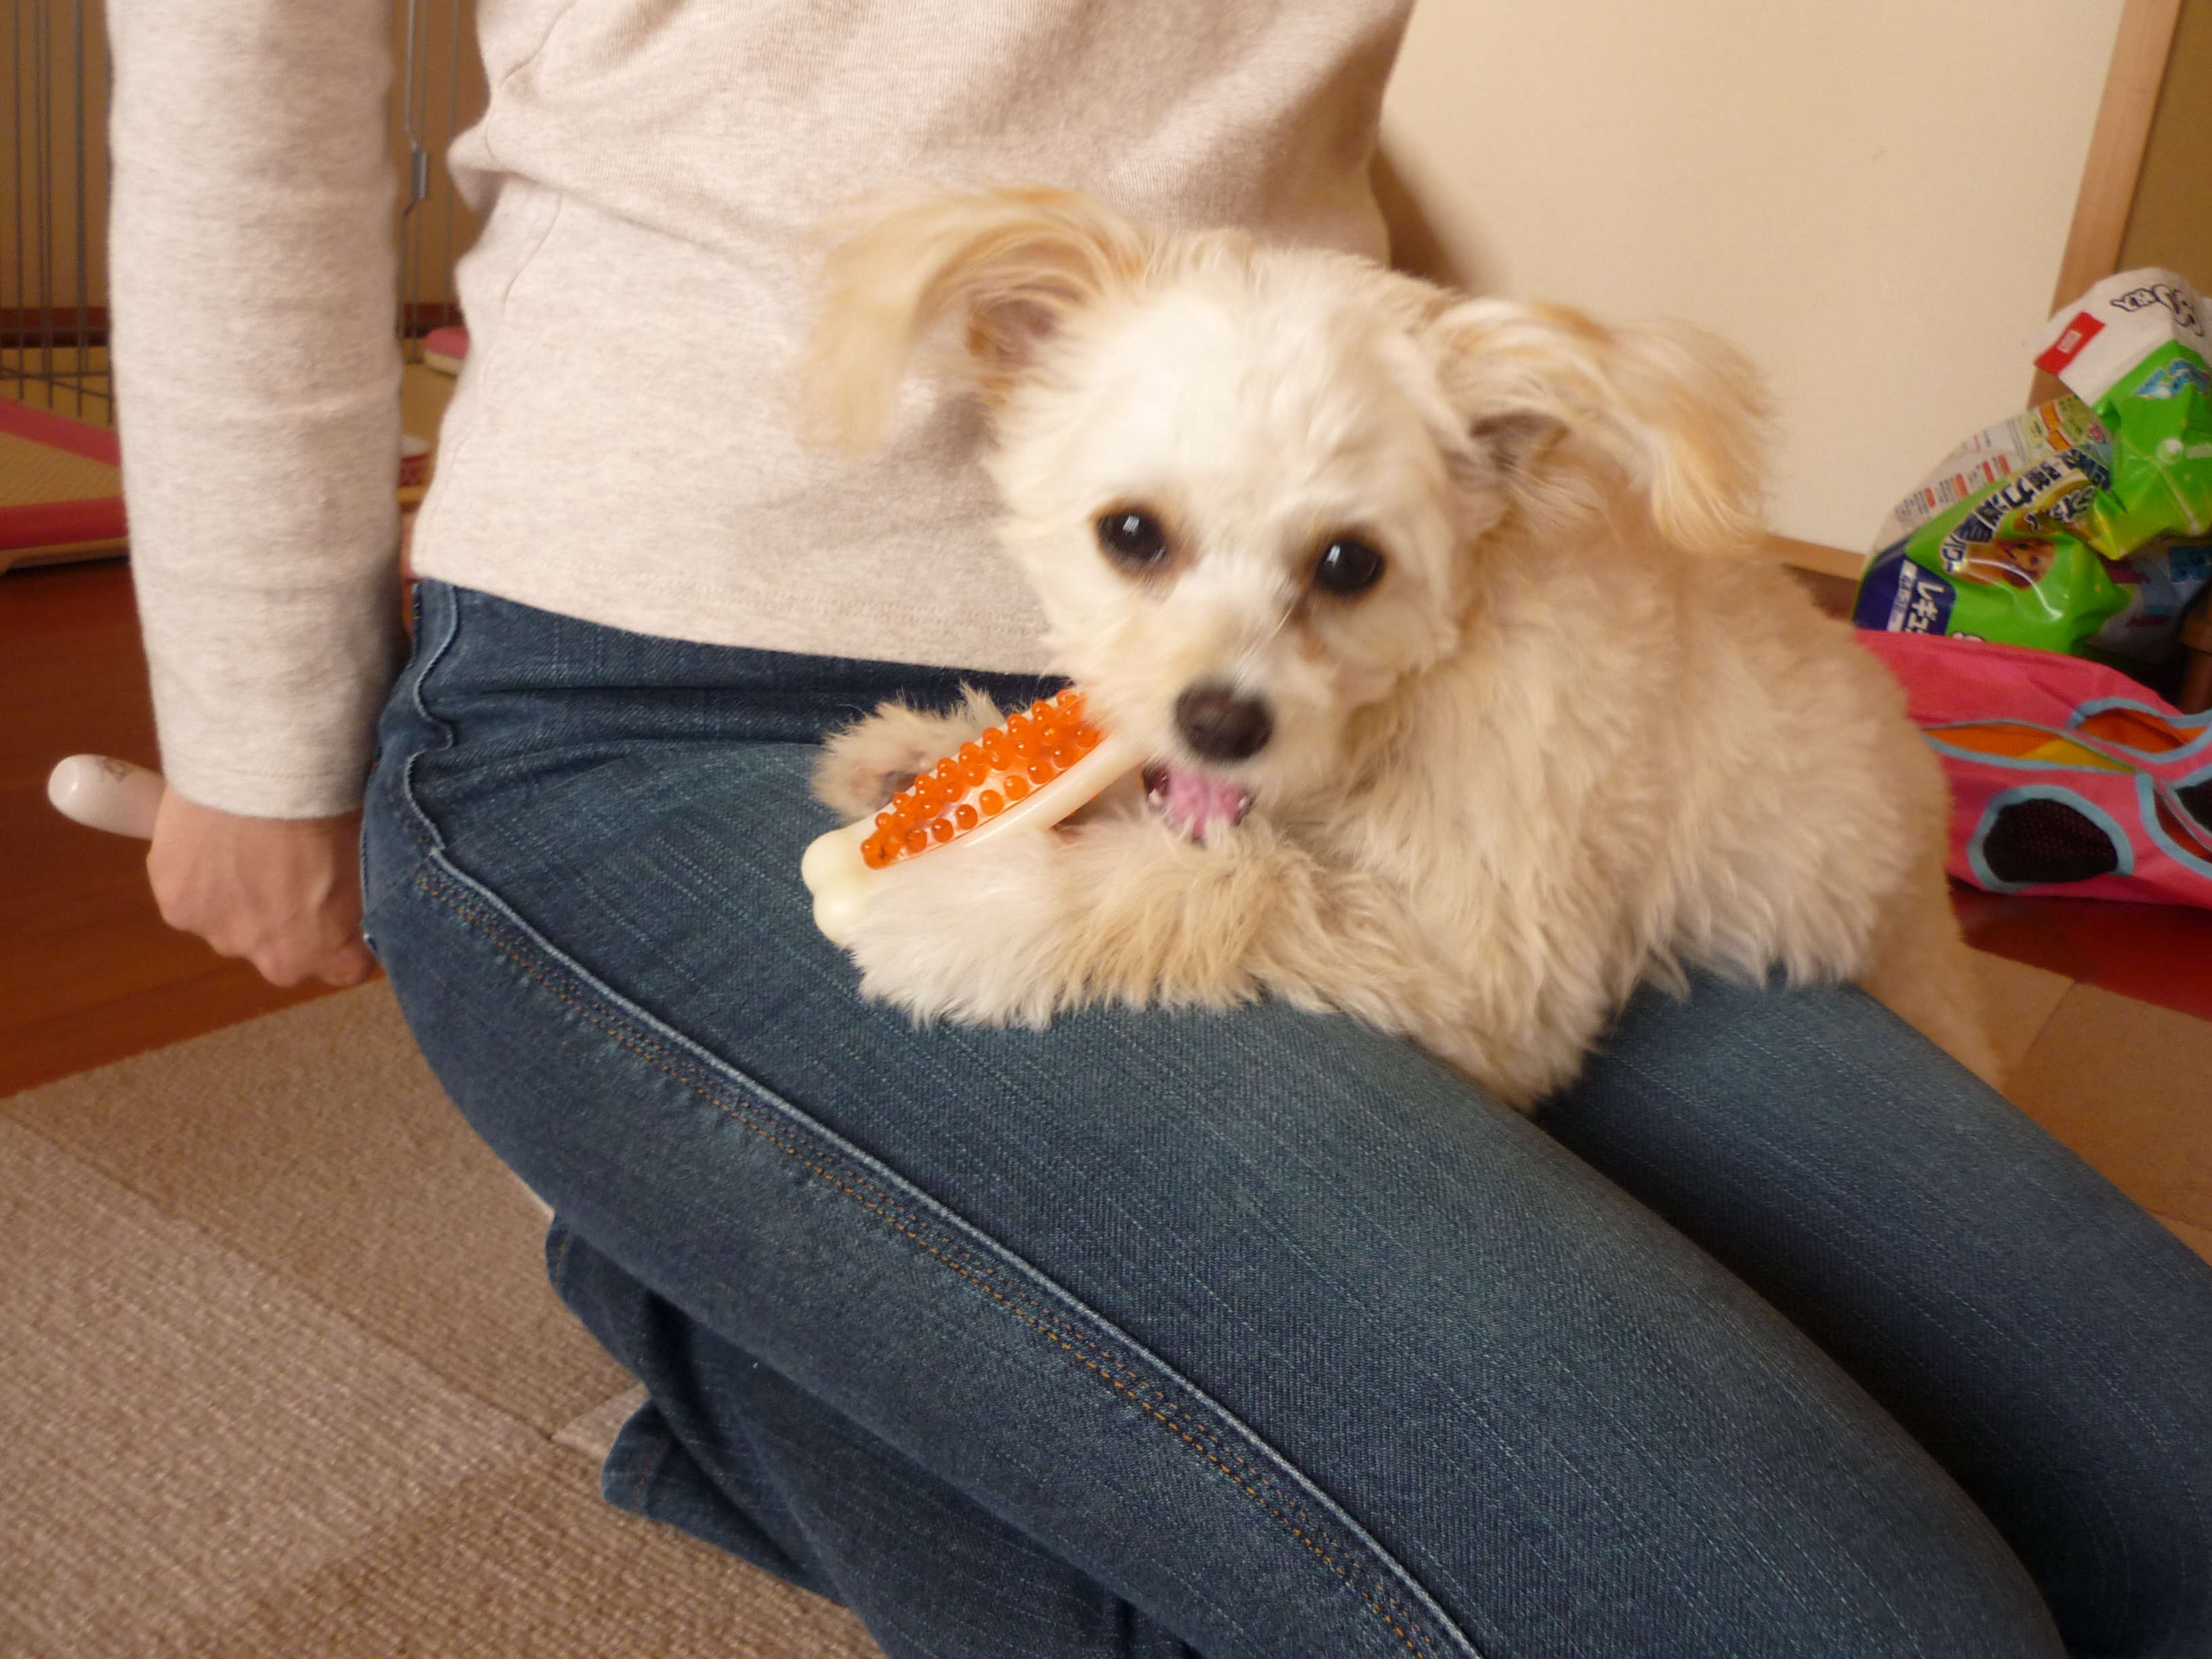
[813,691,1007,820]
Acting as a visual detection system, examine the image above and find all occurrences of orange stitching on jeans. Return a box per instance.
[630,1412,674,1513]
[422,880,1440,1652]
[415,867,1441,1658]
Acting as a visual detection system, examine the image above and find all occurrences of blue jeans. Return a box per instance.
[362,581,2212,1659]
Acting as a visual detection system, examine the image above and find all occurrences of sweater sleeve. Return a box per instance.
[108,0,409,819]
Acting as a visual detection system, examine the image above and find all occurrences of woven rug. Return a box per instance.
[0,983,879,1658]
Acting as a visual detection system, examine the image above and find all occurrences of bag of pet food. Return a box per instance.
[1853,396,2130,653]
[1856,268,2212,657]
[1857,629,2212,907]
[2030,268,2212,554]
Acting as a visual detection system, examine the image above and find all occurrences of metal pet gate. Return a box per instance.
[3,0,483,565]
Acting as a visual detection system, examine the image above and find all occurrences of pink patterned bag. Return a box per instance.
[1854,630,2212,907]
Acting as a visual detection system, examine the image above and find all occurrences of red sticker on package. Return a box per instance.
[2033,311,2104,375]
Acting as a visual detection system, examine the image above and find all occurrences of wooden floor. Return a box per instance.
[0,560,334,1099]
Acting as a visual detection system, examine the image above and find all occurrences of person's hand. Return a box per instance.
[146,792,379,988]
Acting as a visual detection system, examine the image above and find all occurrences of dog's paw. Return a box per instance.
[842,831,1075,1027]
[813,687,1006,821]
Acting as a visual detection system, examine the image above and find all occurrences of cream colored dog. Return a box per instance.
[801,186,1996,1108]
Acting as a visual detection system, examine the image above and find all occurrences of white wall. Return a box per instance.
[1380,0,2125,556]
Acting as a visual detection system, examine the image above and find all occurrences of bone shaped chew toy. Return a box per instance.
[800,688,1141,946]
[49,716,1145,949]
[47,754,166,838]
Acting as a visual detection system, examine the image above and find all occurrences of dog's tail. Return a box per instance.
[798,186,1153,452]
[1429,299,1774,557]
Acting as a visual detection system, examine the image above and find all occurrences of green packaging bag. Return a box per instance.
[1857,268,2212,655]
[2031,268,2212,552]
[1853,397,2127,653]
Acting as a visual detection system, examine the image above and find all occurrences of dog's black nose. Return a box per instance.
[1174,683,1272,761]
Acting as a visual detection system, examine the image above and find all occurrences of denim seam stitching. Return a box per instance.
[630,1418,674,1515]
[396,586,465,859]
[405,855,1473,1659]
[550,1223,576,1290]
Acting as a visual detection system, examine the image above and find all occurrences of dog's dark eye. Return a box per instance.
[1314,536,1385,595]
[1097,509,1168,571]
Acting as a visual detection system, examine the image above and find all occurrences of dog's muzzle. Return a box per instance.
[1143,763,1253,839]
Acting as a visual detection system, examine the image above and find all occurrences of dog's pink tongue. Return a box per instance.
[1146,765,1249,838]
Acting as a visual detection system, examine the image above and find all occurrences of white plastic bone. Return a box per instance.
[801,733,1141,946]
[47,754,165,839]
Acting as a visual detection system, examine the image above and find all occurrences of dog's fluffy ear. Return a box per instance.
[800,186,1151,451]
[1427,300,1771,556]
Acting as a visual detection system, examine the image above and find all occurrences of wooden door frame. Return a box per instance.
[2029,0,2186,403]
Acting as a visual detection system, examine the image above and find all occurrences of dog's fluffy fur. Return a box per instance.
[801,186,1996,1107]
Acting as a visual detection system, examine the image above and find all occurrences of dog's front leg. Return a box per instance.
[812,689,1006,821]
[836,814,1620,1109]
[840,817,1305,1028]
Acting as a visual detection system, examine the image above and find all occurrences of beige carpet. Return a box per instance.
[1,984,882,1659]
[9,955,2206,1657]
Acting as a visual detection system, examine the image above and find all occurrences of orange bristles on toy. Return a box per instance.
[859,687,1105,869]
[801,687,1141,945]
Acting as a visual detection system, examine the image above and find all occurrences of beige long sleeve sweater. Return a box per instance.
[108,0,1412,817]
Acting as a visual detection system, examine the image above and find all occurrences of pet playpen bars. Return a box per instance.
[3,0,478,427]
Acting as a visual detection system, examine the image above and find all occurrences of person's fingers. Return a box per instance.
[142,796,369,987]
[251,946,312,986]
[247,928,374,989]
[314,938,380,988]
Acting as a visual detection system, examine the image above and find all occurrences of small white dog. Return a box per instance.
[801,186,1996,1108]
